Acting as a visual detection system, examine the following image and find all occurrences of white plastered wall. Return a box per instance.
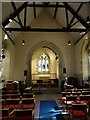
[12,10,75,82]
[2,39,15,81]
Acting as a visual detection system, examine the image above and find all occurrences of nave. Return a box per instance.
[0,81,90,120]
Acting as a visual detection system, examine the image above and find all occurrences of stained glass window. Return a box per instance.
[38,53,50,72]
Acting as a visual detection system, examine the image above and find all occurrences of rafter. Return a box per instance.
[33,2,36,18]
[42,2,50,6]
[2,2,28,27]
[54,2,59,19]
[11,2,23,27]
[68,3,83,28]
[65,7,69,28]
[13,18,21,25]
[74,28,90,45]
[5,27,87,32]
[2,1,90,41]
[70,20,79,28]
[63,2,89,29]
[27,4,65,8]
[24,5,27,28]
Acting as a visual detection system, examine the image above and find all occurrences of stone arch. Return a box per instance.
[26,41,65,88]
[81,38,90,80]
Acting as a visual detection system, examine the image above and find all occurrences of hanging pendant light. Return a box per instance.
[1,49,5,59]
[22,31,25,46]
[68,41,71,45]
[9,18,12,23]
[2,54,5,59]
[86,16,90,24]
[22,40,25,46]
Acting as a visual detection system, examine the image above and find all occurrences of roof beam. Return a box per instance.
[24,5,27,28]
[70,20,78,28]
[11,2,23,27]
[33,2,36,18]
[74,28,90,45]
[42,2,50,6]
[69,3,83,28]
[5,27,87,32]
[27,4,65,8]
[63,2,90,29]
[2,2,28,27]
[65,7,69,28]
[54,2,59,19]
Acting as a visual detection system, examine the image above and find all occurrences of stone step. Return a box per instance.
[32,87,61,94]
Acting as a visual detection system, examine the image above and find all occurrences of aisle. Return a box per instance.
[34,100,64,120]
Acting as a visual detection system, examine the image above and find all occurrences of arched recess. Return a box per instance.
[81,38,90,80]
[26,41,65,89]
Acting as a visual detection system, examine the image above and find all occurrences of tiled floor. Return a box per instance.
[34,93,61,100]
[32,87,61,100]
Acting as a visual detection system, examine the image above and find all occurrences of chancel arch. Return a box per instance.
[26,41,65,89]
[82,37,90,81]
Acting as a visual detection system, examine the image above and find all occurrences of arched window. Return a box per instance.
[38,53,50,72]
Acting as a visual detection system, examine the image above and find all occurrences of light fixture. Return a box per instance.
[1,49,5,59]
[79,32,85,35]
[68,41,71,45]
[86,16,90,24]
[2,54,5,59]
[4,34,8,40]
[22,40,25,46]
[9,18,12,23]
[85,36,88,40]
[56,55,58,60]
[9,30,12,34]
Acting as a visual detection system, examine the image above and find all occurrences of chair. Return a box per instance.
[13,109,33,120]
[10,94,20,99]
[69,104,87,120]
[61,92,71,101]
[0,108,9,120]
[87,100,90,116]
[2,90,11,95]
[2,94,10,100]
[22,93,34,98]
[72,91,81,96]
[82,88,90,91]
[82,91,90,95]
[65,89,72,92]
[21,98,35,109]
[64,95,77,107]
[0,99,6,109]
[79,95,88,104]
[6,98,20,109]
[6,83,15,90]
[10,90,19,94]
[87,95,90,103]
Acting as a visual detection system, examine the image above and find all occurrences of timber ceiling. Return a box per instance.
[1,2,90,45]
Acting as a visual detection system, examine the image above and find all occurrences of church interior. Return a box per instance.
[0,1,90,120]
